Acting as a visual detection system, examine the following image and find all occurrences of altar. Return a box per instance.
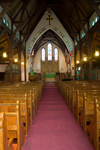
[45,72,56,81]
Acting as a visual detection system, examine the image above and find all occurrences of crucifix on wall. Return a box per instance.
[46,15,53,25]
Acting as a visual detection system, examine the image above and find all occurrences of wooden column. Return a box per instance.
[18,49,21,82]
[24,49,26,81]
[80,45,83,81]
[89,57,92,82]
[89,44,92,82]
[74,48,76,79]
[10,47,13,84]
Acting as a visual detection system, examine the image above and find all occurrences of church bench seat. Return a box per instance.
[69,88,100,116]
[0,113,14,150]
[79,94,100,134]
[0,91,35,124]
[0,96,30,135]
[89,99,100,150]
[74,89,100,122]
[0,101,25,150]
[57,80,100,106]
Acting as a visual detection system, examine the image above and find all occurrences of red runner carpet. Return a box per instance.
[22,85,94,150]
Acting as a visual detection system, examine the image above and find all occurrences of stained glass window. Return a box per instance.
[82,32,85,38]
[6,21,9,27]
[48,43,52,61]
[3,18,6,24]
[92,20,94,26]
[95,16,98,23]
[54,48,58,61]
[42,48,45,61]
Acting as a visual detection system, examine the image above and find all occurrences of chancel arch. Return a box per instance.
[26,29,70,81]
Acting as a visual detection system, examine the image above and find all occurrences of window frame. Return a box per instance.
[41,47,45,61]
[47,43,52,61]
[54,47,58,61]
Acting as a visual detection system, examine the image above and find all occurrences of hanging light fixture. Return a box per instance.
[21,62,24,65]
[3,51,7,58]
[95,50,99,56]
[76,60,79,64]
[14,57,18,62]
[83,57,87,61]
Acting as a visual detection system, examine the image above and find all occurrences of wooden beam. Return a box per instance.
[59,5,79,31]
[76,20,87,23]
[13,21,25,24]
[0,39,7,44]
[71,32,79,36]
[77,1,87,17]
[0,29,6,38]
[0,2,12,23]
[94,27,100,33]
[0,0,13,3]
[87,0,100,17]
[13,0,31,20]
[26,8,30,19]
[77,2,87,18]
[21,3,45,33]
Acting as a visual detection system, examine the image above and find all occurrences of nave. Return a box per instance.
[22,83,94,150]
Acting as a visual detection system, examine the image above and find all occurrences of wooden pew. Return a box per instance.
[74,89,100,123]
[0,112,14,150]
[79,93,100,134]
[0,101,25,150]
[0,95,30,136]
[0,91,34,124]
[89,99,100,150]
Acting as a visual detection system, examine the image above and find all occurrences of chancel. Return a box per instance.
[0,1,100,150]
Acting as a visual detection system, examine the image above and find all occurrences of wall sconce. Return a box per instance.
[83,57,87,61]
[14,58,18,62]
[76,60,79,64]
[21,62,24,65]
[3,52,7,58]
[95,50,99,56]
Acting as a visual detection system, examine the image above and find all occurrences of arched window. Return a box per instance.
[95,16,98,23]
[82,32,85,38]
[3,18,6,24]
[48,43,52,61]
[82,32,83,38]
[6,21,9,27]
[92,20,94,26]
[54,48,58,61]
[42,48,45,61]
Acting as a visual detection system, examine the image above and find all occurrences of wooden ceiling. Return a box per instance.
[1,0,97,39]
[0,0,100,60]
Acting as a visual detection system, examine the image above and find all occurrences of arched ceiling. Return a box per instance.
[1,0,99,41]
[33,29,67,55]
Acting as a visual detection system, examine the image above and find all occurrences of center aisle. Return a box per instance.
[22,86,94,150]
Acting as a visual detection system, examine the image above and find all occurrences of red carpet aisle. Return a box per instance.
[22,87,94,150]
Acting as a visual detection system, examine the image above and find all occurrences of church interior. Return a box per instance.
[1,0,100,150]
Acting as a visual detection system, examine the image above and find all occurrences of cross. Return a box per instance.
[46,15,53,25]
